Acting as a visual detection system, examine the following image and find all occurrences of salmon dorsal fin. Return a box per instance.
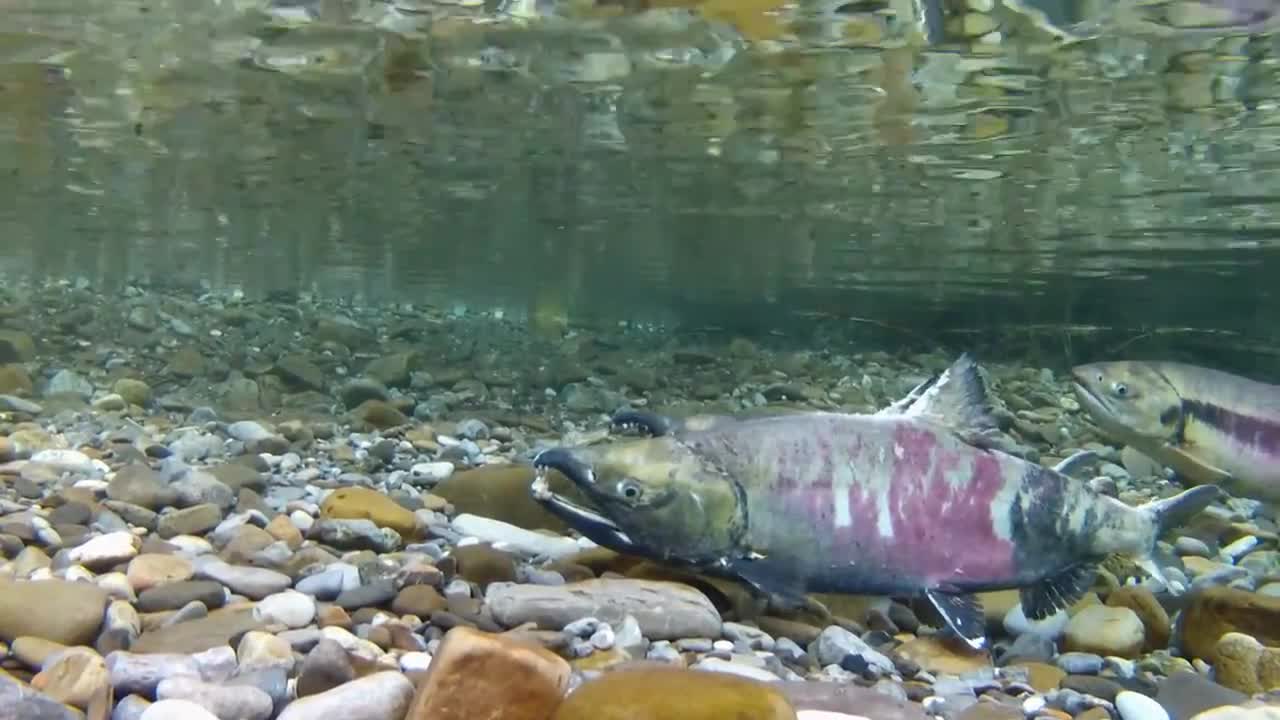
[902,353,1002,449]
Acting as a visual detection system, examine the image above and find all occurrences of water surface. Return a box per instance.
[2,0,1279,372]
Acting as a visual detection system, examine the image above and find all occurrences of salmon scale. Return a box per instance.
[745,417,1026,586]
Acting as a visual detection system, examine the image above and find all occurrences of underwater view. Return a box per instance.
[2,0,1280,719]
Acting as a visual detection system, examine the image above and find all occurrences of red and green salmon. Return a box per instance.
[531,354,1220,649]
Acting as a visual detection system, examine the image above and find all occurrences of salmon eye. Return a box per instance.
[1111,382,1128,397]
[617,479,643,501]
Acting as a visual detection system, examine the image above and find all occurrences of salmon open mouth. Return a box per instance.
[1071,378,1109,414]
[531,449,638,552]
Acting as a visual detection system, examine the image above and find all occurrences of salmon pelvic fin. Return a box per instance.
[901,352,1002,449]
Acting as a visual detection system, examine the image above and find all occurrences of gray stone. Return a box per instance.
[485,578,722,641]
[333,580,397,610]
[108,465,178,511]
[192,557,291,599]
[295,638,355,698]
[106,646,237,696]
[158,505,223,538]
[171,473,235,511]
[277,671,413,720]
[814,625,895,675]
[307,519,400,553]
[156,676,273,720]
[137,580,226,613]
[0,670,82,720]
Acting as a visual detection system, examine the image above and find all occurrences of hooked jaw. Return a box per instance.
[531,447,642,555]
[1070,369,1116,429]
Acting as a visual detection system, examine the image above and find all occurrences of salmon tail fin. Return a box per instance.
[1132,485,1222,591]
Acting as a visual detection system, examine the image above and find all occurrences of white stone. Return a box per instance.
[450,514,581,559]
[691,657,780,683]
[1003,601,1070,640]
[409,461,454,483]
[142,699,221,720]
[254,589,316,628]
[798,713,872,720]
[167,535,215,556]
[67,530,140,570]
[1116,690,1170,720]
[289,510,314,532]
[30,449,106,475]
[399,651,432,672]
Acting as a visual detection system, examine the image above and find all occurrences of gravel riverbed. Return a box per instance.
[0,282,1277,720]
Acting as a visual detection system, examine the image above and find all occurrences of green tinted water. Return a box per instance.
[1,0,1279,371]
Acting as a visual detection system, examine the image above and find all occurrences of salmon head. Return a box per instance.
[530,435,745,566]
[1071,361,1184,443]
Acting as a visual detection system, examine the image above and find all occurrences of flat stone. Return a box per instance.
[136,581,225,613]
[157,505,223,539]
[1155,670,1250,720]
[127,555,195,594]
[0,579,109,645]
[776,681,930,719]
[278,671,414,720]
[155,676,272,720]
[485,579,722,641]
[192,558,290,600]
[106,646,236,696]
[140,699,219,720]
[65,531,140,572]
[550,665,795,720]
[107,465,178,511]
[130,608,264,655]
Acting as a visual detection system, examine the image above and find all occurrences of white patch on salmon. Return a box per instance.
[876,488,894,537]
[833,463,854,528]
[988,455,1021,542]
[893,443,904,459]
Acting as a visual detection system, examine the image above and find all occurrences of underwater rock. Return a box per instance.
[318,487,419,539]
[551,665,797,720]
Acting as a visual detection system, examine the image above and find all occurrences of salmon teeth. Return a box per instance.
[530,472,551,500]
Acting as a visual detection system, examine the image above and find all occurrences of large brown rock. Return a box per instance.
[0,579,108,646]
[432,465,592,533]
[405,626,570,720]
[1179,587,1280,662]
[552,665,797,720]
[319,487,418,539]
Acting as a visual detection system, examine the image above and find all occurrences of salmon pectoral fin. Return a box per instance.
[1160,442,1234,485]
[1018,563,1097,621]
[924,588,987,651]
[723,554,820,613]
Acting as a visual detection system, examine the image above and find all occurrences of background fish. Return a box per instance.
[531,354,1220,649]
[1072,360,1280,503]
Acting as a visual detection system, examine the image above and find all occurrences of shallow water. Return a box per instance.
[2,0,1280,372]
[2,4,1280,718]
